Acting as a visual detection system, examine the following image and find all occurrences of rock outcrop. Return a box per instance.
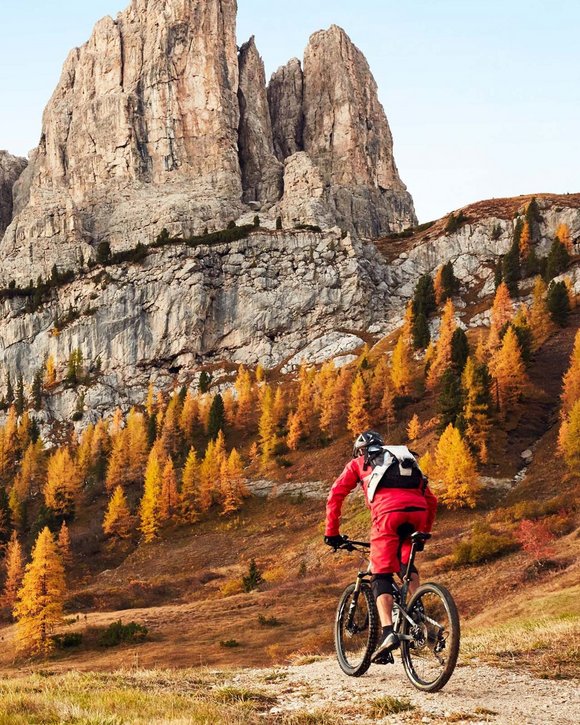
[1,195,578,421]
[301,25,416,238]
[0,2,418,285]
[1,0,243,284]
[238,37,283,207]
[0,151,27,238]
[268,58,304,162]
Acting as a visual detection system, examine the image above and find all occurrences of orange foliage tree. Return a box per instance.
[431,424,480,508]
[103,485,133,539]
[556,223,573,253]
[1,531,24,609]
[139,444,164,543]
[220,448,248,515]
[159,457,179,522]
[44,448,81,517]
[57,522,73,569]
[13,527,66,654]
[562,330,580,416]
[489,327,528,415]
[258,384,277,466]
[488,282,514,351]
[179,447,200,524]
[427,299,457,390]
[528,276,553,349]
[347,373,370,437]
[515,519,555,564]
[558,400,580,474]
[391,333,412,395]
[407,414,421,442]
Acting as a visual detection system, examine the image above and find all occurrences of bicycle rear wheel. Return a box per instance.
[401,582,460,692]
[335,582,379,677]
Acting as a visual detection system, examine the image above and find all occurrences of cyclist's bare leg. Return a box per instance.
[408,572,420,597]
[376,593,393,626]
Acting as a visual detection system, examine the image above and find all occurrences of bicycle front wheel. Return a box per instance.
[401,582,460,692]
[335,582,379,677]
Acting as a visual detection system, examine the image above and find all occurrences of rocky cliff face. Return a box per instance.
[0,151,27,238]
[300,26,416,238]
[0,0,415,286]
[268,58,304,162]
[268,26,417,239]
[1,195,577,420]
[238,37,283,207]
[1,0,243,284]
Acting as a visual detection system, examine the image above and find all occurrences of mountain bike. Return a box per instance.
[334,532,460,692]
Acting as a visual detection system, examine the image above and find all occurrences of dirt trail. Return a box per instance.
[230,656,579,724]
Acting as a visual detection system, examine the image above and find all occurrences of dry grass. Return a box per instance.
[463,596,580,680]
[0,669,276,724]
[368,696,415,717]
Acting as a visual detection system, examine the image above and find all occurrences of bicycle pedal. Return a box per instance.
[373,651,394,665]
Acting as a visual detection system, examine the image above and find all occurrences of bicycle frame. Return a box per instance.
[342,535,427,637]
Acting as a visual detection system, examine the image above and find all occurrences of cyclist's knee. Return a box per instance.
[371,573,394,599]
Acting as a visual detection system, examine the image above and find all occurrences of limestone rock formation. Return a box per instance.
[279,152,334,229]
[0,151,27,238]
[301,25,416,238]
[238,37,283,208]
[268,58,304,162]
[1,0,243,284]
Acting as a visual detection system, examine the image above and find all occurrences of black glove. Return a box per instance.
[324,534,345,550]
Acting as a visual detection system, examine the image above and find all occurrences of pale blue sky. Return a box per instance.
[1,1,578,221]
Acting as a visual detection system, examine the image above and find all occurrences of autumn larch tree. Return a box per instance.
[160,394,183,455]
[561,330,580,416]
[559,399,580,475]
[179,448,200,524]
[489,326,528,415]
[519,220,531,259]
[555,223,573,253]
[44,355,57,390]
[13,527,66,655]
[159,457,179,523]
[126,408,149,484]
[348,373,370,437]
[234,365,254,428]
[431,425,480,508]
[407,414,421,442]
[139,444,164,543]
[461,357,493,463]
[57,521,73,570]
[427,299,457,390]
[220,448,247,516]
[179,390,199,442]
[258,385,277,466]
[391,333,413,396]
[44,447,82,519]
[1,531,24,610]
[488,282,514,351]
[103,485,133,539]
[528,276,553,349]
[10,439,45,530]
[380,384,397,434]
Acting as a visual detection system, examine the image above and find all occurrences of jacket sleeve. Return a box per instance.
[325,461,360,536]
[423,483,438,532]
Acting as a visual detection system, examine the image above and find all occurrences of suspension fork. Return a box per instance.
[346,569,369,629]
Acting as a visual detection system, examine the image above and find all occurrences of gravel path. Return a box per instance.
[229,656,579,724]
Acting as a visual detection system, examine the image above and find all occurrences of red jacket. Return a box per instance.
[325,456,438,536]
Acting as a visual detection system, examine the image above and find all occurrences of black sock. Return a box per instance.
[382,625,393,639]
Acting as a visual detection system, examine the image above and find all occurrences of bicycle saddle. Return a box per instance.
[411,531,432,542]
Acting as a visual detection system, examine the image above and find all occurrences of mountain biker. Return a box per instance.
[324,430,438,662]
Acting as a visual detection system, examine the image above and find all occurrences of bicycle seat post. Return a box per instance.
[400,540,418,605]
